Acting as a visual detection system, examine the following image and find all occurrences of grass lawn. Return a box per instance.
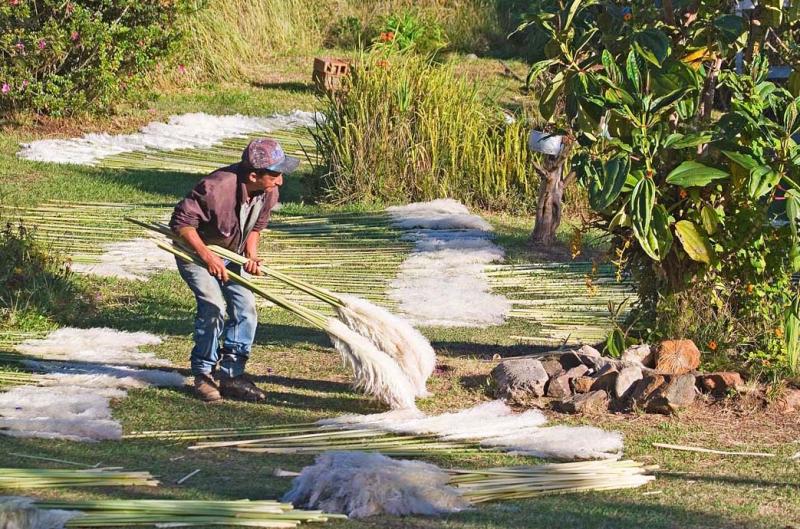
[0,49,798,529]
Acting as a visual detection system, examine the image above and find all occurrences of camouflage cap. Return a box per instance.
[241,138,300,173]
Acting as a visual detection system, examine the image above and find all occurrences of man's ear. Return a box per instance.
[247,171,259,183]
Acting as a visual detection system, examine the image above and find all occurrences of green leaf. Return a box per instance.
[625,50,642,92]
[605,328,625,358]
[785,189,800,239]
[633,29,671,67]
[722,150,760,171]
[636,204,673,261]
[665,161,729,187]
[713,15,745,46]
[588,156,630,211]
[700,205,720,235]
[602,49,622,84]
[631,177,655,235]
[526,59,557,88]
[675,220,715,264]
[539,73,565,121]
[665,132,713,149]
[748,165,780,199]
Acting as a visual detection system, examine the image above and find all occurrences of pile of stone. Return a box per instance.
[491,340,743,415]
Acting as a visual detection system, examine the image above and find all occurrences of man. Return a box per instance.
[169,138,300,402]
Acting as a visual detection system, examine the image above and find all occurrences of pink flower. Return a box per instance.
[2,83,10,94]
[21,80,28,89]
[9,0,20,6]
[70,31,80,42]
[15,42,24,52]
[37,39,46,50]
[65,2,74,14]
[177,64,187,75]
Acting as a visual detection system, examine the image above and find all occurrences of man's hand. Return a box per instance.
[244,256,262,275]
[201,250,229,282]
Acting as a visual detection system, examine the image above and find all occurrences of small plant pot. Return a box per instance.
[528,130,564,156]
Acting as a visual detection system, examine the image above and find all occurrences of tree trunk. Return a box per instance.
[701,56,723,121]
[530,155,568,246]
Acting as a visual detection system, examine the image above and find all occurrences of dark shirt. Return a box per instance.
[169,163,279,253]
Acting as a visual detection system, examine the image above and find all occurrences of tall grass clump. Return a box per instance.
[312,53,534,212]
[0,220,87,332]
[181,0,323,79]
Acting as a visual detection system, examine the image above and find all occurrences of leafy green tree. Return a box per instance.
[521,0,800,376]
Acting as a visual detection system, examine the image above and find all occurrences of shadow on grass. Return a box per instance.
[432,341,566,359]
[249,81,315,94]
[268,390,384,415]
[258,375,351,394]
[88,167,202,202]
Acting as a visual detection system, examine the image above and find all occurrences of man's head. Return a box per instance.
[241,138,300,191]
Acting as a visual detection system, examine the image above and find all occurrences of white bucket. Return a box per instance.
[528,130,564,156]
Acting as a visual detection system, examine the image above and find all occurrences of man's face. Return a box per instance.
[251,170,284,191]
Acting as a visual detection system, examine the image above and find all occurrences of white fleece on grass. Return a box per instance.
[17,110,319,165]
[283,451,469,517]
[387,200,511,327]
[16,327,168,367]
[71,238,176,281]
[335,294,436,398]
[1,328,184,442]
[319,400,623,460]
[0,497,80,529]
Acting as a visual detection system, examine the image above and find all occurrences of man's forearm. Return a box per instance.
[244,231,260,259]
[178,226,212,260]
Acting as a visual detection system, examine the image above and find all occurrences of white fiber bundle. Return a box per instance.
[325,319,417,410]
[16,328,168,367]
[17,110,319,165]
[485,425,624,460]
[387,199,493,231]
[31,363,186,388]
[0,497,80,529]
[282,452,469,518]
[71,238,176,281]
[2,327,184,441]
[316,401,624,461]
[387,200,511,327]
[334,294,435,398]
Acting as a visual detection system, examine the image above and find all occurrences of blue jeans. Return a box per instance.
[176,258,258,378]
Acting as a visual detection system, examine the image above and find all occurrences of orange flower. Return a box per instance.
[623,13,633,21]
[380,31,395,42]
[746,283,754,294]
[376,59,390,69]
[707,340,718,351]
[679,188,688,199]
[775,327,784,338]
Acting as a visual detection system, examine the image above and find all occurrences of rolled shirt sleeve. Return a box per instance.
[170,180,212,232]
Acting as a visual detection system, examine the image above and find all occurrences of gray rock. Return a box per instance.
[540,358,564,378]
[615,365,644,399]
[565,364,590,379]
[630,374,667,405]
[644,374,697,414]
[590,365,619,392]
[572,376,594,394]
[546,373,572,399]
[559,352,584,370]
[466,53,478,60]
[491,359,549,401]
[555,390,609,414]
[621,344,654,367]
[577,345,601,358]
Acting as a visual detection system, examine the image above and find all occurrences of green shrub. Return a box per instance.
[371,10,448,57]
[311,52,535,212]
[0,0,194,115]
[0,221,87,332]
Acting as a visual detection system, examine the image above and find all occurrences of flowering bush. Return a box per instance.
[370,11,448,57]
[0,0,196,115]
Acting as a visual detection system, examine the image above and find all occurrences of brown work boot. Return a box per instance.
[219,375,267,402]
[193,374,222,403]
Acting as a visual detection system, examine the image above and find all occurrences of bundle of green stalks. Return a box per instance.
[0,468,159,489]
[0,366,37,389]
[312,52,534,210]
[31,499,345,528]
[449,460,657,502]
